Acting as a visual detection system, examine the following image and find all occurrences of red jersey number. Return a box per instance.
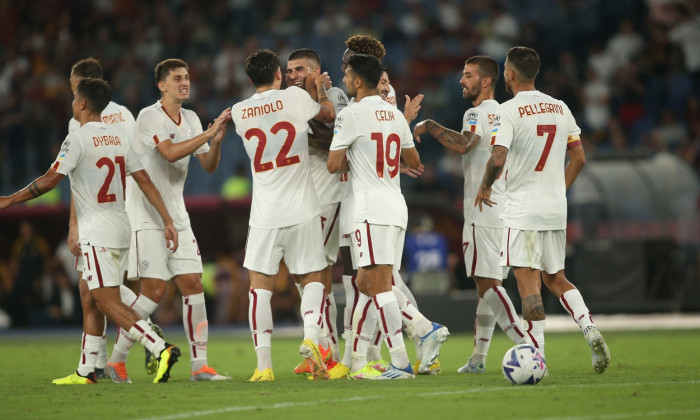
[535,125,556,172]
[245,121,300,173]
[369,132,401,178]
[96,156,126,203]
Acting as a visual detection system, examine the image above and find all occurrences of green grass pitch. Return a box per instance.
[1,329,699,419]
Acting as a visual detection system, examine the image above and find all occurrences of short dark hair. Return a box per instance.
[506,47,540,81]
[346,54,383,89]
[287,48,321,68]
[466,55,499,86]
[76,78,111,114]
[71,58,103,79]
[345,35,386,59]
[154,58,189,84]
[245,49,280,87]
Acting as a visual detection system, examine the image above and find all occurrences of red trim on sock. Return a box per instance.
[526,320,538,348]
[560,294,575,319]
[186,300,196,358]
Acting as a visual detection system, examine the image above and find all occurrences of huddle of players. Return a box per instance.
[0,34,610,384]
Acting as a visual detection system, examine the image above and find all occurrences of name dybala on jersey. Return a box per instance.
[491,90,582,231]
[462,99,504,228]
[329,95,415,229]
[231,86,322,229]
[53,122,143,248]
[130,101,209,232]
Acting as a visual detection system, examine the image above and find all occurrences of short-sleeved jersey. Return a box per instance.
[308,87,349,205]
[70,101,138,227]
[52,122,142,248]
[330,95,414,229]
[461,99,504,228]
[130,101,208,231]
[231,86,322,228]
[492,90,582,230]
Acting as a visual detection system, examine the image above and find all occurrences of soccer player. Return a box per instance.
[231,49,335,382]
[285,48,349,378]
[413,56,527,373]
[328,54,447,379]
[107,58,232,382]
[0,78,180,384]
[63,57,162,383]
[475,46,611,373]
[340,35,439,375]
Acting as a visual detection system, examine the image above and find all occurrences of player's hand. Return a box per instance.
[315,72,331,90]
[403,94,424,125]
[400,163,424,178]
[68,225,81,257]
[413,120,430,143]
[164,223,179,252]
[474,185,497,212]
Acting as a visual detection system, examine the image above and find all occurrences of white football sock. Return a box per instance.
[129,320,166,357]
[560,289,597,337]
[524,319,546,358]
[471,298,496,364]
[249,289,273,371]
[366,328,383,361]
[484,286,527,344]
[350,292,377,372]
[300,282,325,345]
[77,333,102,376]
[373,291,409,369]
[183,293,208,372]
[325,293,340,361]
[96,319,108,369]
[341,275,357,367]
[393,285,432,337]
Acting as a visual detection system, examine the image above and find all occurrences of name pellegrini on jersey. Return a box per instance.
[517,102,563,118]
[241,100,284,119]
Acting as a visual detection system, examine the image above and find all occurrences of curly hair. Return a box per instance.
[345,35,386,59]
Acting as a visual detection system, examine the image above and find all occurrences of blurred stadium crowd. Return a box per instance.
[1,0,699,327]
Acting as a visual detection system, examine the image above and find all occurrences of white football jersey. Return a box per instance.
[231,86,321,228]
[130,101,208,231]
[70,101,138,228]
[461,99,504,228]
[308,87,349,205]
[385,84,397,107]
[53,122,142,248]
[492,90,581,230]
[330,95,414,229]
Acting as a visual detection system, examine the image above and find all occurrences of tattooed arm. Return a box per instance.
[413,119,481,154]
[474,145,508,211]
[0,169,64,210]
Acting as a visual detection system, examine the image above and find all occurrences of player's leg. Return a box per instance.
[85,246,179,384]
[339,245,357,369]
[543,271,610,373]
[284,217,331,380]
[247,270,275,382]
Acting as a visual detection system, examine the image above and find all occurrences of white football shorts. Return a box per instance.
[320,202,341,265]
[500,227,566,274]
[82,245,128,290]
[351,222,404,268]
[244,217,326,276]
[130,228,203,281]
[463,223,510,280]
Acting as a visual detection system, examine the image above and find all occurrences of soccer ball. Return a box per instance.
[501,344,547,385]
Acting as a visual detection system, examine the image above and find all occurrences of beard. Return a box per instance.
[462,85,480,102]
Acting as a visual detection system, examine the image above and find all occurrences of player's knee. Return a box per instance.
[140,278,167,302]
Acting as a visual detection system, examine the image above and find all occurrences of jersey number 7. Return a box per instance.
[535,125,556,172]
[245,121,300,173]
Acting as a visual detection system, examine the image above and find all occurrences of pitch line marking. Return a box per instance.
[138,380,700,420]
